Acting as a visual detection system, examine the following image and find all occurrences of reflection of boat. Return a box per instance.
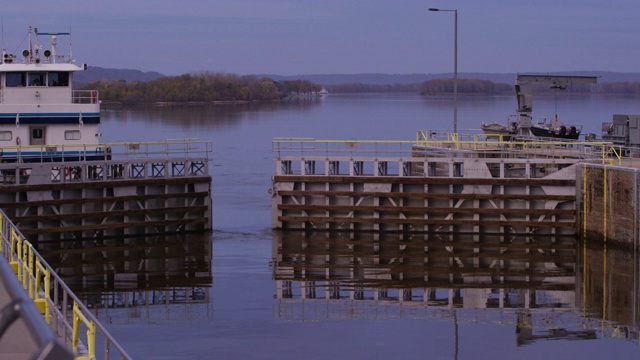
[0,26,104,162]
[530,116,581,140]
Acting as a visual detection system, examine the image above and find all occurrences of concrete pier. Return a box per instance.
[0,140,212,243]
[272,136,640,249]
[271,137,583,236]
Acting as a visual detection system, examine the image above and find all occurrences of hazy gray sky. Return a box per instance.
[3,0,638,76]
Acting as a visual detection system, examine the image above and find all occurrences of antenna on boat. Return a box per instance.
[28,26,33,63]
[1,18,4,62]
[550,81,567,121]
[68,26,72,63]
[553,85,558,120]
[35,28,71,64]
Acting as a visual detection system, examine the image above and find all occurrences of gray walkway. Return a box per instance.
[0,257,73,360]
[0,266,43,359]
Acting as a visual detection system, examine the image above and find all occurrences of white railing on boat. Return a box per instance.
[72,90,99,105]
[0,90,99,105]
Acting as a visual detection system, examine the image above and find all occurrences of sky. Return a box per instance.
[2,0,640,76]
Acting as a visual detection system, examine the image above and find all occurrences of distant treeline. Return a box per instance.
[419,78,512,95]
[84,74,640,103]
[327,78,640,95]
[82,72,323,104]
[325,78,512,94]
[325,83,422,93]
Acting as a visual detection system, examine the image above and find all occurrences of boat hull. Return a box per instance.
[530,125,580,140]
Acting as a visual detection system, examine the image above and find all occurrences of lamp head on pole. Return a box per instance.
[428,6,458,135]
[428,8,456,13]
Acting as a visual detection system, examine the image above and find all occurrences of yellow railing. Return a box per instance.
[73,303,97,360]
[274,135,623,164]
[0,210,132,360]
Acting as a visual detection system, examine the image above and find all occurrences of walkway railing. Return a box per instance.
[272,135,628,170]
[0,210,132,360]
[0,138,211,163]
[0,139,212,186]
[416,130,628,164]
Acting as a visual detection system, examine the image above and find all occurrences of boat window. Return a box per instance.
[48,72,69,87]
[0,131,12,141]
[32,128,43,139]
[28,72,46,86]
[64,130,81,140]
[6,72,26,87]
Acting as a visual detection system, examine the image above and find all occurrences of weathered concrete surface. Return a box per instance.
[579,164,639,248]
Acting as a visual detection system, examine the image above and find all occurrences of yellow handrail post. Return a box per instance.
[28,243,34,298]
[11,228,20,259]
[73,301,97,359]
[34,258,41,300]
[22,238,28,289]
[44,269,51,323]
[9,229,20,275]
[87,321,97,360]
[72,303,81,355]
[0,211,4,252]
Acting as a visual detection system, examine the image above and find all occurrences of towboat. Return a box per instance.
[0,26,104,162]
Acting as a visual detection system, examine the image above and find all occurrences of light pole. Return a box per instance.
[429,8,458,135]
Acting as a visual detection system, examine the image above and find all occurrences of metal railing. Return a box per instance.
[273,135,627,167]
[0,139,212,186]
[72,90,99,104]
[0,210,132,359]
[0,138,211,163]
[0,90,100,105]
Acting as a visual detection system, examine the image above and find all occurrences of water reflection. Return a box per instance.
[272,231,639,345]
[103,100,324,128]
[580,240,640,341]
[41,235,212,323]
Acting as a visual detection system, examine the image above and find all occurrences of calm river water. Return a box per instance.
[60,94,640,359]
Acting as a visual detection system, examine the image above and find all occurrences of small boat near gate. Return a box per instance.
[481,116,518,138]
[0,26,104,163]
[529,116,581,140]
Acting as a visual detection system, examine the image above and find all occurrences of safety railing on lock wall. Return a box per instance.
[0,138,212,186]
[0,210,132,360]
[272,134,633,176]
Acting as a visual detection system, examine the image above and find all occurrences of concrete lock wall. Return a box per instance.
[577,164,640,249]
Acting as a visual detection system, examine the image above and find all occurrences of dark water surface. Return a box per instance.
[60,94,640,359]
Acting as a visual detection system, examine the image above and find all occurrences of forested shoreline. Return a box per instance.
[327,78,640,95]
[82,73,640,104]
[81,72,323,105]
